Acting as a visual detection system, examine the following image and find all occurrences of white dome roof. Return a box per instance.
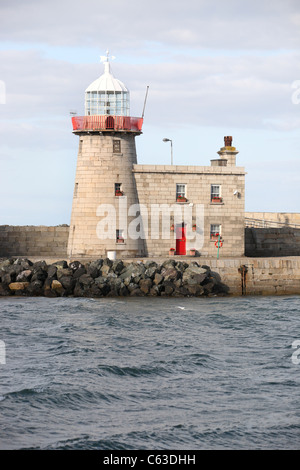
[85,60,129,93]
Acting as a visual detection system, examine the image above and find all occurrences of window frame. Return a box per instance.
[176,183,187,201]
[113,139,121,153]
[211,184,222,202]
[116,229,125,243]
[210,224,221,240]
[114,183,123,196]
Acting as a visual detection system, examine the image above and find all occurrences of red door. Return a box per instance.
[105,116,114,129]
[176,224,186,255]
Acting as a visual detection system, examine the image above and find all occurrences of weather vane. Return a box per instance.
[100,50,116,63]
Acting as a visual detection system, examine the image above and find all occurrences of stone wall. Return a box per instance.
[0,225,69,258]
[245,227,300,257]
[200,256,300,296]
[245,212,300,226]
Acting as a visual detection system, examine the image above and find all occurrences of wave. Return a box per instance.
[97,363,171,377]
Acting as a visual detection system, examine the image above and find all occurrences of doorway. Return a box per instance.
[175,223,186,255]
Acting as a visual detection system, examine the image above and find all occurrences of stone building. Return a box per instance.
[67,54,246,259]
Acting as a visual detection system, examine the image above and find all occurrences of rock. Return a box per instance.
[119,263,145,283]
[149,285,161,296]
[0,258,228,298]
[56,268,73,280]
[9,282,29,291]
[69,260,84,272]
[139,278,152,294]
[0,259,12,269]
[127,282,139,293]
[7,264,25,280]
[102,258,113,267]
[27,280,44,296]
[130,288,143,296]
[59,275,76,295]
[144,260,158,269]
[32,260,48,270]
[0,283,11,296]
[78,274,94,287]
[47,265,57,278]
[1,273,12,285]
[162,267,181,282]
[13,258,33,268]
[186,273,207,286]
[87,259,103,278]
[162,259,176,269]
[16,270,33,282]
[163,283,175,295]
[153,273,164,285]
[52,260,68,269]
[175,261,189,272]
[100,264,111,277]
[73,281,85,297]
[111,260,124,274]
[31,267,48,283]
[145,265,158,279]
[187,284,205,296]
[73,266,87,279]
[51,280,64,294]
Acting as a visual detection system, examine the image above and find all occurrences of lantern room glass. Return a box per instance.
[85,90,130,116]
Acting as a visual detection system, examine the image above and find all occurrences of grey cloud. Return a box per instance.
[1,0,300,51]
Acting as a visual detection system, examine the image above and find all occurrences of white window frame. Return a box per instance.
[116,229,125,243]
[211,184,221,201]
[115,182,123,195]
[210,224,221,239]
[176,183,186,200]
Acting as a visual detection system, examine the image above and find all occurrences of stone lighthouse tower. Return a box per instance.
[67,52,144,259]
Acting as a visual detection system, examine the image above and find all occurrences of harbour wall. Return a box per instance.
[0,225,69,258]
[1,223,300,259]
[200,256,300,296]
[245,227,300,257]
[0,224,300,297]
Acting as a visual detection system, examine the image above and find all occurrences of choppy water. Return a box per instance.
[0,295,299,450]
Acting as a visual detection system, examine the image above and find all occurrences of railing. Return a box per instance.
[245,217,300,229]
[71,115,143,132]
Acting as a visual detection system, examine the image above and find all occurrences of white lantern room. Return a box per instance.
[85,52,130,117]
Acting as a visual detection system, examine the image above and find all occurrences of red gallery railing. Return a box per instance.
[71,115,143,132]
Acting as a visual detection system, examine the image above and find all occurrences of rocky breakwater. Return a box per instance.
[0,258,229,298]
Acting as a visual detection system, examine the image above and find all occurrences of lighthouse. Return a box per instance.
[67,52,145,259]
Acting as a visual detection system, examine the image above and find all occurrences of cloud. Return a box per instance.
[1,0,300,51]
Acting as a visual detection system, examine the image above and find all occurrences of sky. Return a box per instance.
[0,0,299,225]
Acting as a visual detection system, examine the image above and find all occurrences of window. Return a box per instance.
[211,185,222,203]
[116,229,125,243]
[176,184,187,201]
[74,183,78,197]
[113,140,121,153]
[210,224,221,240]
[115,183,123,196]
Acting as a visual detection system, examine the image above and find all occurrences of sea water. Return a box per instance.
[0,295,299,450]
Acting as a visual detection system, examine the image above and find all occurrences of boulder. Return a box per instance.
[162,267,181,282]
[153,273,163,285]
[73,266,87,279]
[69,260,84,272]
[51,280,65,295]
[139,278,152,294]
[16,270,33,282]
[9,282,29,291]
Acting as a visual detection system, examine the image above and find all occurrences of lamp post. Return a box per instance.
[163,138,173,165]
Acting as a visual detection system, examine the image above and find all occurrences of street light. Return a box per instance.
[163,138,173,165]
